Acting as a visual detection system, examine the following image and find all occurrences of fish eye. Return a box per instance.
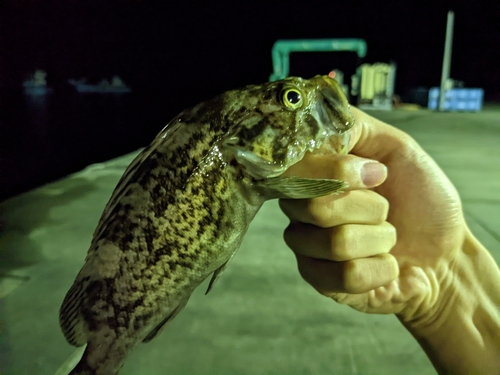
[281,88,303,109]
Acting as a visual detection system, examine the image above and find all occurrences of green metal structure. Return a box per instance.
[269,38,367,81]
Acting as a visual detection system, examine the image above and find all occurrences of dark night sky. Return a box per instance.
[1,0,499,199]
[3,0,500,101]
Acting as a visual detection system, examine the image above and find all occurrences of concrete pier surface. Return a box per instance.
[1,105,499,374]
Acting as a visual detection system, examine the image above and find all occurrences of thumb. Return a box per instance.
[348,106,416,163]
[283,153,388,190]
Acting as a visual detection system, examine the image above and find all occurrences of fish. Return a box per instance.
[58,75,355,375]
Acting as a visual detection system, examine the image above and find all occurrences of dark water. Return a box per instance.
[0,88,184,201]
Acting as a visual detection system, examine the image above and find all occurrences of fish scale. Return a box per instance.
[58,75,354,375]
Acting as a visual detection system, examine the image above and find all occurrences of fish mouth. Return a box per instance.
[318,76,354,133]
[312,76,355,154]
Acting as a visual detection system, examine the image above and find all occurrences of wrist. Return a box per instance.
[398,228,500,374]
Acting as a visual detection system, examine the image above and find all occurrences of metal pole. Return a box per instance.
[439,11,454,111]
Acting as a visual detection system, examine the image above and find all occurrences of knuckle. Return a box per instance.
[278,199,301,221]
[283,227,294,248]
[330,225,352,261]
[370,194,389,223]
[342,260,367,294]
[297,262,320,290]
[384,222,397,247]
[283,225,303,254]
[278,199,293,219]
[305,198,332,227]
[316,288,333,297]
[352,190,389,225]
[283,224,302,253]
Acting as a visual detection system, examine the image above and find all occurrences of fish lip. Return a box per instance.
[319,86,354,133]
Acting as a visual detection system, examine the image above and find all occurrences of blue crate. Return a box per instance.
[428,87,484,111]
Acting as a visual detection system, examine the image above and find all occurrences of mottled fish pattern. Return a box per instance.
[59,75,354,374]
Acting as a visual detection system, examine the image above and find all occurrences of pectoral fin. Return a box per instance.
[257,176,348,199]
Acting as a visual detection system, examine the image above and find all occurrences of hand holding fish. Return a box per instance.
[58,75,356,374]
[57,74,498,375]
[279,107,500,374]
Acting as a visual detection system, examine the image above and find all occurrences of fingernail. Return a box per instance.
[362,162,387,187]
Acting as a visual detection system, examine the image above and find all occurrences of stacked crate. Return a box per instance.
[428,88,484,111]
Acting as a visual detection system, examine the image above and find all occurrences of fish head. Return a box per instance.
[222,75,355,179]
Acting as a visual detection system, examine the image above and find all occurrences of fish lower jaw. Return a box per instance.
[310,132,351,156]
[233,150,287,179]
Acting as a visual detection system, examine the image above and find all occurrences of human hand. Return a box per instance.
[280,106,465,320]
[280,107,500,373]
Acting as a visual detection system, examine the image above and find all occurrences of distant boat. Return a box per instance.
[68,76,131,93]
[23,70,53,96]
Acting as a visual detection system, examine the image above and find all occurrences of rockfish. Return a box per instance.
[59,75,354,374]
